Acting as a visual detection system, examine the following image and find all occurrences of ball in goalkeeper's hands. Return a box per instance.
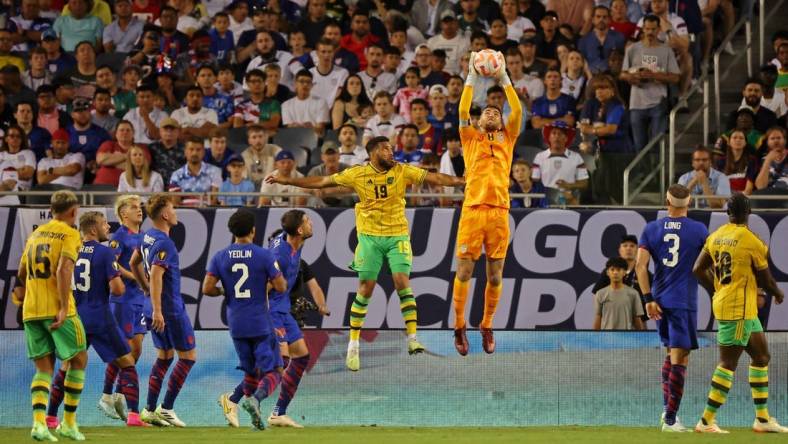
[473,49,505,77]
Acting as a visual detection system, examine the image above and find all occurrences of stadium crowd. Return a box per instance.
[0,0,785,207]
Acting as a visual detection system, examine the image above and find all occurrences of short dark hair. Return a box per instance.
[384,46,401,56]
[410,98,428,110]
[214,11,229,20]
[186,136,205,147]
[643,14,660,26]
[281,209,306,236]
[316,38,336,49]
[743,77,764,89]
[93,87,111,98]
[339,123,358,135]
[228,208,256,238]
[74,40,95,53]
[727,192,751,223]
[295,69,313,81]
[486,85,504,96]
[399,123,418,135]
[606,257,629,270]
[136,83,155,93]
[771,29,788,44]
[365,136,390,154]
[186,85,203,96]
[14,100,34,113]
[197,64,217,76]
[245,69,266,82]
[620,235,638,246]
[161,5,178,15]
[96,64,114,74]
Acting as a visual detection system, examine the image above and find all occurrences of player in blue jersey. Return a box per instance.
[130,194,196,427]
[636,184,709,432]
[46,211,146,431]
[98,195,151,421]
[203,209,288,430]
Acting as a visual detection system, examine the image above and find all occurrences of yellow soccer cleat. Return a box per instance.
[346,341,360,371]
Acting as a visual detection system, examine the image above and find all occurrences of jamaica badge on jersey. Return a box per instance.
[387,177,394,185]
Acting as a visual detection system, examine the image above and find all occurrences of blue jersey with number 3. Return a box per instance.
[73,240,121,332]
[268,233,302,314]
[639,216,708,310]
[207,243,282,338]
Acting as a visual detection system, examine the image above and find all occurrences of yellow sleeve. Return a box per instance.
[459,85,474,125]
[503,84,522,137]
[331,166,358,189]
[19,241,29,273]
[60,229,81,263]
[403,164,427,186]
[749,234,769,270]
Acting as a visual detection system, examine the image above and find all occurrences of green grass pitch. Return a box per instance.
[3,426,788,443]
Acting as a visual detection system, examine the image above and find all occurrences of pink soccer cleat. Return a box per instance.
[45,415,59,429]
[126,412,150,427]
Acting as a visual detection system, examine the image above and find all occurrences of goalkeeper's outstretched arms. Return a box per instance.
[497,57,522,136]
[459,51,478,128]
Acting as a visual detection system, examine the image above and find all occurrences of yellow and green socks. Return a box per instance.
[702,366,734,425]
[398,288,417,338]
[62,369,85,427]
[349,294,371,342]
[31,372,50,425]
[749,365,769,423]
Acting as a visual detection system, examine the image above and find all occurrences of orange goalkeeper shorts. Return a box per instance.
[455,206,510,261]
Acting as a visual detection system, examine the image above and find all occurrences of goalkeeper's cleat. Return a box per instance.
[346,341,360,372]
[126,412,149,427]
[112,393,128,421]
[218,392,239,427]
[45,416,59,429]
[454,327,468,356]
[98,395,120,420]
[55,422,85,441]
[695,419,729,433]
[241,397,265,430]
[407,338,425,355]
[661,417,689,432]
[140,408,169,427]
[268,414,304,428]
[31,422,58,442]
[155,405,186,427]
[753,417,788,433]
[480,328,495,354]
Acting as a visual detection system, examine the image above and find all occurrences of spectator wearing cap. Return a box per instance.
[0,29,25,73]
[531,67,576,130]
[7,0,53,54]
[296,0,331,50]
[1,65,35,108]
[282,70,330,137]
[427,84,458,132]
[519,35,549,79]
[578,6,626,75]
[14,101,52,160]
[175,31,219,88]
[35,85,71,136]
[307,141,353,207]
[394,124,424,166]
[426,11,470,75]
[218,154,256,206]
[91,87,118,133]
[40,29,76,75]
[205,127,233,179]
[509,159,547,208]
[309,38,349,108]
[259,150,307,207]
[500,0,536,42]
[241,124,281,187]
[727,77,780,134]
[23,47,54,92]
[94,120,149,186]
[340,12,380,71]
[37,128,85,189]
[233,69,280,131]
[357,44,397,100]
[592,235,651,304]
[156,6,190,59]
[547,0,594,36]
[67,97,111,175]
[171,85,219,140]
[102,0,144,53]
[534,11,571,65]
[410,98,443,155]
[532,121,589,204]
[244,30,297,91]
[169,136,223,206]
[53,0,104,52]
[336,123,367,166]
[621,14,680,151]
[677,146,731,209]
[122,83,168,144]
[227,0,253,46]
[149,117,184,186]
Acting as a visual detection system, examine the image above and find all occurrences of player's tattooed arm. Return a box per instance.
[271,274,287,293]
[636,247,662,320]
[692,249,716,296]
[202,274,224,297]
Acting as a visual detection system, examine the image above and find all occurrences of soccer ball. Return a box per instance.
[473,49,504,77]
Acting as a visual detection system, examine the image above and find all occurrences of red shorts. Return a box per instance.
[455,206,510,261]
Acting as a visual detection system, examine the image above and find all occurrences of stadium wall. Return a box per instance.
[2,207,788,331]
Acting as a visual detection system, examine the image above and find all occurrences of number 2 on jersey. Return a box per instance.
[231,263,251,299]
[662,233,680,267]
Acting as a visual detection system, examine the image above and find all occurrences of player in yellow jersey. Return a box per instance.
[692,193,787,434]
[451,51,522,355]
[16,190,89,441]
[265,136,464,371]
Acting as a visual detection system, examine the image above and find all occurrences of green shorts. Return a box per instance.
[351,234,412,281]
[24,316,87,361]
[717,318,764,347]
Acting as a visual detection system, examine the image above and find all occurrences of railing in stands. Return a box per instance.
[622,134,666,206]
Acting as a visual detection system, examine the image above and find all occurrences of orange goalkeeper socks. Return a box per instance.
[452,277,469,329]
[480,282,502,329]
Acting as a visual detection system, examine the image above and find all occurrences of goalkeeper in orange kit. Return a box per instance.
[452,51,522,356]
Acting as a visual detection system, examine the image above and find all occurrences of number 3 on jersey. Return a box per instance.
[662,233,680,267]
[231,263,251,299]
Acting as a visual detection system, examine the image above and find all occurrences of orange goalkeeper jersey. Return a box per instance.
[459,84,522,209]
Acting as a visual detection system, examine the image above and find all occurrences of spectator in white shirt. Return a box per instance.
[505,48,543,115]
[309,38,349,108]
[117,144,164,193]
[358,43,398,99]
[36,128,85,189]
[171,85,219,140]
[532,121,589,205]
[282,69,330,138]
[0,124,36,190]
[122,83,167,144]
[337,123,368,165]
[258,150,307,207]
[426,11,470,75]
[363,91,407,146]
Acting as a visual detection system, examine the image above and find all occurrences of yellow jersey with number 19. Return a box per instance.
[331,162,427,237]
[703,223,768,321]
[19,219,81,322]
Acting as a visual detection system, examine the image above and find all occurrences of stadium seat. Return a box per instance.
[516,128,543,148]
[273,128,319,155]
[227,127,248,154]
[81,184,117,206]
[26,184,74,205]
[96,52,127,70]
[323,129,338,144]
[291,146,309,168]
[515,146,542,163]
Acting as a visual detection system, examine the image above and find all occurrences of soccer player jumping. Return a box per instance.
[452,51,521,355]
[265,137,464,371]
[636,184,708,432]
[692,193,787,434]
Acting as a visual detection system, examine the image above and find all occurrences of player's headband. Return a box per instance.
[666,191,690,208]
